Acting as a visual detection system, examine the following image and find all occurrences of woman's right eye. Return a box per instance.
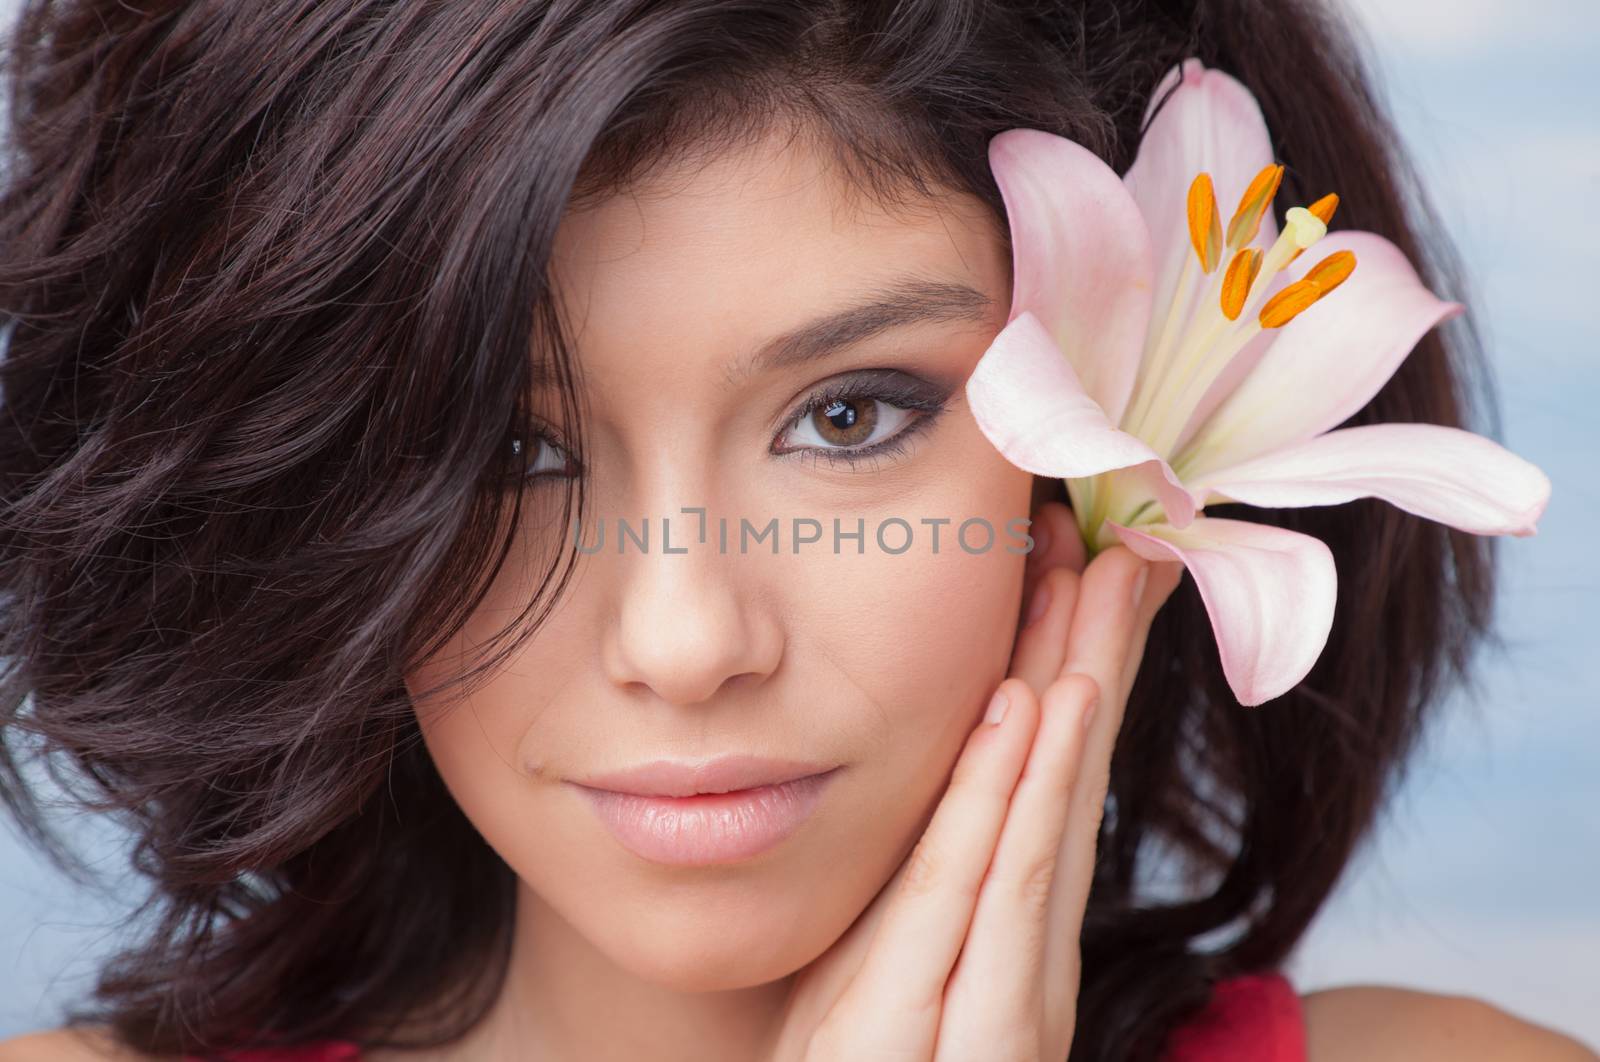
[512,433,579,481]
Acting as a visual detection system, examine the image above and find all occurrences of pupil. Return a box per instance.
[812,397,877,446]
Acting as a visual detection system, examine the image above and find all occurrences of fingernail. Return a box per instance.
[1130,564,1149,608]
[1082,695,1099,731]
[984,687,1011,726]
[1024,580,1052,628]
[1030,519,1052,561]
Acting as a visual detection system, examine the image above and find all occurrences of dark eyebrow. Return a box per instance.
[529,275,996,389]
[727,276,995,386]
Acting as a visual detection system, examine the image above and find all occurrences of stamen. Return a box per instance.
[1304,249,1357,294]
[1187,173,1224,272]
[1225,163,1285,249]
[1219,248,1263,321]
[1258,278,1322,328]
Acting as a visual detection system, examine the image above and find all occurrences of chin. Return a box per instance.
[587,902,825,991]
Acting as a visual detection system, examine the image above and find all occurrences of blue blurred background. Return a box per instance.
[1280,0,1599,1042]
[1,0,1595,1046]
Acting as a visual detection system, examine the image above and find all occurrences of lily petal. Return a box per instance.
[967,310,1197,526]
[989,128,1154,425]
[1123,59,1279,370]
[1187,422,1551,536]
[1108,516,1336,706]
[1177,230,1464,480]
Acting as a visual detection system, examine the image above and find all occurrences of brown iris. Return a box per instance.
[811,398,878,447]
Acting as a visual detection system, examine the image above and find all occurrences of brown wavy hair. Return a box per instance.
[0,1,1499,1059]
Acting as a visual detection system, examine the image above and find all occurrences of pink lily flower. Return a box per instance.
[965,58,1551,706]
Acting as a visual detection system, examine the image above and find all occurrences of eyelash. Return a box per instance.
[510,423,578,482]
[511,371,951,481]
[772,371,951,472]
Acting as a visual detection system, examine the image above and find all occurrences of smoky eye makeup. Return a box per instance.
[770,367,955,473]
[506,366,957,485]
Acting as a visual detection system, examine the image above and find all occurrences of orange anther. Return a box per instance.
[1304,249,1356,294]
[1258,278,1322,328]
[1187,173,1224,273]
[1307,193,1339,226]
[1220,248,1263,321]
[1226,163,1285,249]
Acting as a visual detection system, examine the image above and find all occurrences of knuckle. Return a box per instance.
[900,838,944,898]
[1048,672,1100,713]
[1013,849,1060,910]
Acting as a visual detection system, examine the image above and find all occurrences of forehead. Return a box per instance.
[546,128,1008,354]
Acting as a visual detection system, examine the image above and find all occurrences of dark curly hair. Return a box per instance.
[0,0,1499,1058]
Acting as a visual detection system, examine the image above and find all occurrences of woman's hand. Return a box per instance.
[765,501,1184,1062]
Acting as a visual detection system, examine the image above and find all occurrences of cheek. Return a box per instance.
[406,649,542,849]
[799,514,1025,743]
[401,551,588,890]
[826,424,1036,738]
[402,441,1037,990]
[794,448,1032,830]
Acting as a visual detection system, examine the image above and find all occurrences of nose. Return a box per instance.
[601,519,784,706]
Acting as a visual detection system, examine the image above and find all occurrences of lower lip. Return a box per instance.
[571,770,839,866]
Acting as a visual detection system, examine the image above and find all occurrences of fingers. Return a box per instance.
[1029,499,1086,574]
[1011,564,1081,696]
[1059,544,1151,767]
[1011,501,1085,696]
[1016,502,1083,622]
[934,672,1100,1060]
[1114,559,1185,701]
[1037,548,1175,1015]
[835,677,1043,1041]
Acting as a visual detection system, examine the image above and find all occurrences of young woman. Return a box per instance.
[0,1,1589,1059]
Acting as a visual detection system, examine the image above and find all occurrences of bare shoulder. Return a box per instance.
[0,1025,164,1062]
[1302,984,1597,1062]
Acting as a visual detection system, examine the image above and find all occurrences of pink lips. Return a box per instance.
[567,756,840,866]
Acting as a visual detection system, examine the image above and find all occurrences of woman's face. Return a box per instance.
[405,127,1036,991]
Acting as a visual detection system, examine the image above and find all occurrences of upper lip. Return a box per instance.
[571,755,837,797]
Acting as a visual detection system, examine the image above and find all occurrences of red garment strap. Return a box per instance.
[1162,971,1307,1062]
